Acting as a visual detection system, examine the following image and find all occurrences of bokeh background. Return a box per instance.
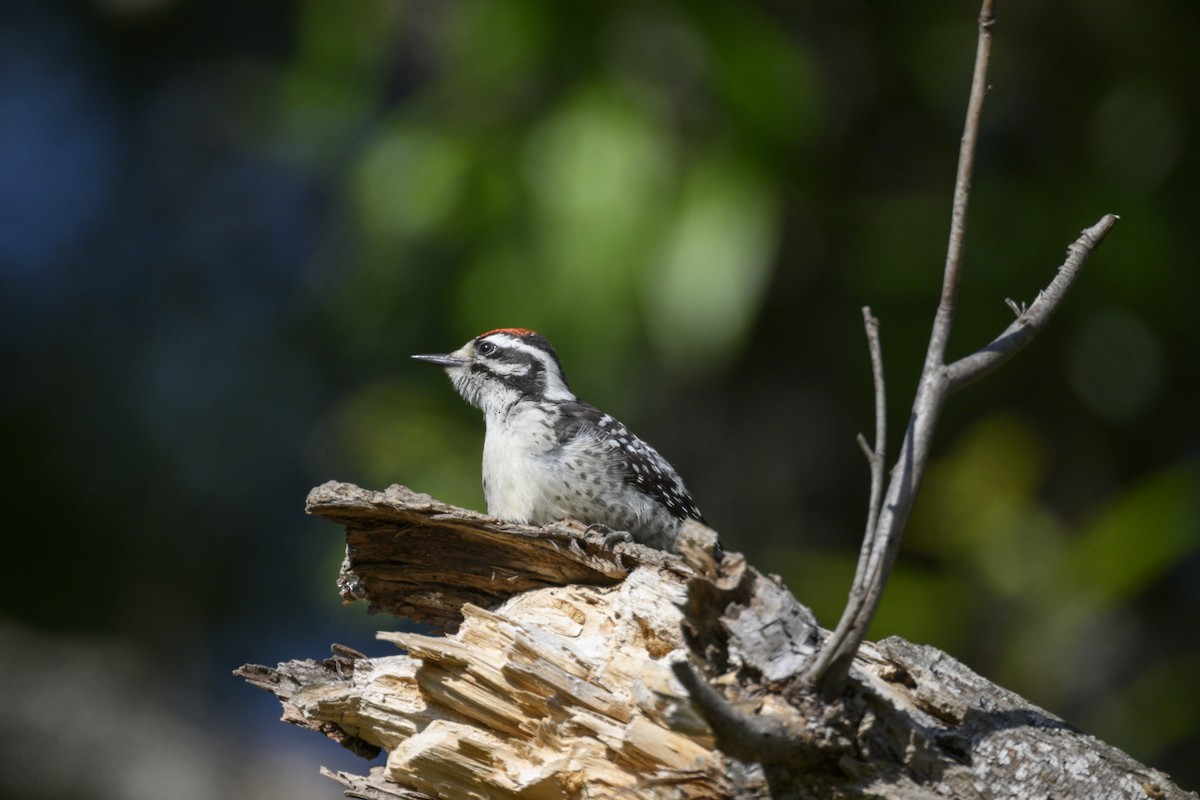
[2,0,1197,796]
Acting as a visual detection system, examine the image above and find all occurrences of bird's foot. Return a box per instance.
[583,522,633,548]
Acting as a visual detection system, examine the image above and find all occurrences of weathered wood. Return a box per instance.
[238,482,1196,800]
[306,482,685,629]
[319,766,432,800]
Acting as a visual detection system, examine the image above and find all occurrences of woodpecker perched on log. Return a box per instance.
[414,328,706,552]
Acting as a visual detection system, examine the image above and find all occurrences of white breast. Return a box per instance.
[481,404,561,523]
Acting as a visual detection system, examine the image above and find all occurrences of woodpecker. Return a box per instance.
[413,328,706,552]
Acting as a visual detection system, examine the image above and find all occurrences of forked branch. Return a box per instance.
[944,214,1119,393]
[804,0,1118,690]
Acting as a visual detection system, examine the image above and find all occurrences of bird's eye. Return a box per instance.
[476,340,496,357]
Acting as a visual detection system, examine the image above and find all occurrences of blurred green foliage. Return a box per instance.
[2,0,1198,793]
[308,0,1200,778]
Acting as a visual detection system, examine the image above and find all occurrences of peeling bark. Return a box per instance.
[236,482,1195,800]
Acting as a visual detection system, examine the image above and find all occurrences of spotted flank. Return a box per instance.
[558,407,705,524]
[610,414,705,523]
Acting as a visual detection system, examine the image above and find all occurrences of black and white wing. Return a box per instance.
[553,401,706,523]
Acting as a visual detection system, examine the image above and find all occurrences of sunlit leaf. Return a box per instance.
[354,127,472,239]
[523,81,673,281]
[908,414,1047,553]
[702,8,822,147]
[1064,466,1199,605]
[642,153,779,371]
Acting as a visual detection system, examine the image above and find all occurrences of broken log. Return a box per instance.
[236,482,1195,800]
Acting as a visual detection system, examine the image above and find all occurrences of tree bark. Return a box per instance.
[236,482,1195,800]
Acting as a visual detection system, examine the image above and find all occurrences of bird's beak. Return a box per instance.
[412,353,466,367]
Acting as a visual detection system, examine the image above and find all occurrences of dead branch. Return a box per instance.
[804,0,1118,690]
[849,307,887,608]
[944,213,1120,393]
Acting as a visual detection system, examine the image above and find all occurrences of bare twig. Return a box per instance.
[670,661,833,768]
[805,0,1117,691]
[860,309,887,545]
[846,309,887,600]
[944,214,1119,393]
[928,0,996,370]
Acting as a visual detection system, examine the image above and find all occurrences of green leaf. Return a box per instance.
[642,153,779,372]
[1064,466,1200,606]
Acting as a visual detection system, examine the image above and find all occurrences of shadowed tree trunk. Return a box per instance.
[236,482,1195,800]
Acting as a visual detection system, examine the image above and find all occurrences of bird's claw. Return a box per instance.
[584,523,634,548]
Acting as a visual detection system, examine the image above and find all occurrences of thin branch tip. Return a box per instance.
[943,212,1119,396]
[856,433,874,462]
[1085,213,1120,241]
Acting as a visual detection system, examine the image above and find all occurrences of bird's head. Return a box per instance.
[413,328,575,415]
